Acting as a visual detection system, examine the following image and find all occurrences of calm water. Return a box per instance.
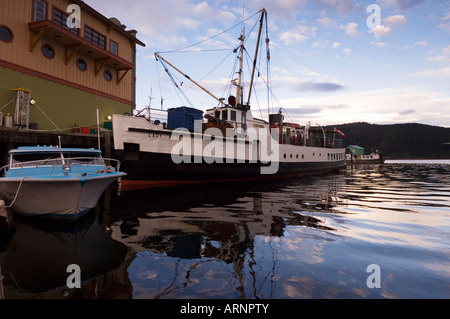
[0,161,449,299]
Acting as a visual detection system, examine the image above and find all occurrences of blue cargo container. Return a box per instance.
[167,106,203,131]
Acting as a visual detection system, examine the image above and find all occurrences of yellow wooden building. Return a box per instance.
[0,0,145,132]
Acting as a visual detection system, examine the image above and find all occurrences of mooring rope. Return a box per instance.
[1,176,29,209]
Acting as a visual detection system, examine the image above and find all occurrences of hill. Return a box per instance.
[329,122,450,159]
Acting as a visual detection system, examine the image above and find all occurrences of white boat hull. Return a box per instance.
[113,114,346,183]
[0,174,125,219]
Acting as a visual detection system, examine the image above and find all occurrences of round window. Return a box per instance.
[76,59,87,71]
[0,26,13,42]
[104,70,112,81]
[42,44,55,59]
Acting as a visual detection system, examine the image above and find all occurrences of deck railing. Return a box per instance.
[0,157,122,177]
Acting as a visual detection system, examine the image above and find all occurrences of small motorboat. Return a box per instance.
[0,146,126,220]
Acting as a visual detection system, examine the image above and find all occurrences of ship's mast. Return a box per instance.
[155,8,266,110]
[236,27,245,106]
[247,8,266,107]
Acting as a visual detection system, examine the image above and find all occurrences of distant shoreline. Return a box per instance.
[386,159,450,164]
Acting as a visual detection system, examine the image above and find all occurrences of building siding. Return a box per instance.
[0,66,131,131]
[0,0,144,132]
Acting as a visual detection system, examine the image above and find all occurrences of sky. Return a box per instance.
[86,0,450,128]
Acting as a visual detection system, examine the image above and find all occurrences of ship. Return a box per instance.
[346,145,385,164]
[112,9,346,187]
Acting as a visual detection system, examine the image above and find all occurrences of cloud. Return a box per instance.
[435,11,450,32]
[316,0,355,16]
[371,41,388,47]
[280,24,317,44]
[367,14,407,39]
[332,42,341,49]
[377,0,424,10]
[312,40,329,48]
[281,87,450,126]
[384,15,408,27]
[427,45,450,64]
[280,32,308,44]
[341,22,362,36]
[410,66,450,78]
[414,41,428,47]
[342,48,351,54]
[399,109,416,115]
[369,25,391,39]
[86,0,237,49]
[297,81,346,92]
[317,17,336,28]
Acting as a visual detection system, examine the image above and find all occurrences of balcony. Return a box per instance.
[28,20,135,84]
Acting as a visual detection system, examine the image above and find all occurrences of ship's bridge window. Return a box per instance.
[230,110,237,122]
[222,109,228,120]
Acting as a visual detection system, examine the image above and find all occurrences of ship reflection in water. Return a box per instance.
[1,162,450,299]
[108,174,348,299]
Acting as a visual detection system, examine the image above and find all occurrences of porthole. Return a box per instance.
[104,70,112,81]
[0,26,13,43]
[76,59,87,71]
[42,44,55,59]
[283,154,287,159]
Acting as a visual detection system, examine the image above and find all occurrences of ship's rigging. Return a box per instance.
[153,8,293,124]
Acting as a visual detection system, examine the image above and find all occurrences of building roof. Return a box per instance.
[74,0,145,47]
[347,145,365,155]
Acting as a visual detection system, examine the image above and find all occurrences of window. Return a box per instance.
[76,59,87,71]
[42,44,54,58]
[110,40,118,55]
[104,70,112,81]
[53,7,79,35]
[34,0,47,22]
[0,26,13,43]
[85,27,106,49]
[230,110,236,122]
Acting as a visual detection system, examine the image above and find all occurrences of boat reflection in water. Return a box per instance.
[0,206,132,299]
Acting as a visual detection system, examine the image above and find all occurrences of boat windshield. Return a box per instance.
[10,152,103,167]
[62,152,104,165]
